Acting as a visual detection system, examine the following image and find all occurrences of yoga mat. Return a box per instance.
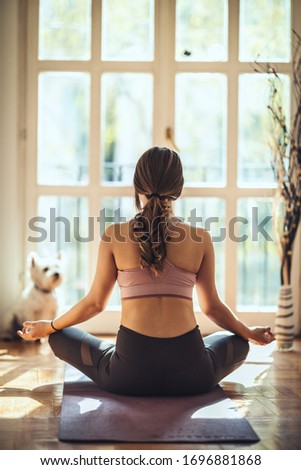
[59,365,259,443]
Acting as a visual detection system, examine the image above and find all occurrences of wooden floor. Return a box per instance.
[0,336,300,450]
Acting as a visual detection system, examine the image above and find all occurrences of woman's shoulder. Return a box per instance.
[101,221,135,244]
[171,221,211,245]
[101,220,212,248]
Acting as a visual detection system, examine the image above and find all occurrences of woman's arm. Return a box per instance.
[196,230,275,345]
[18,224,117,341]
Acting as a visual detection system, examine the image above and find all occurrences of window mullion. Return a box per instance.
[228,0,239,65]
[153,0,176,145]
[225,48,239,311]
[91,0,101,188]
[91,0,101,61]
[225,0,239,312]
[89,0,102,284]
[224,192,239,312]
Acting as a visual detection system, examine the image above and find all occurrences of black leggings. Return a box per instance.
[49,325,249,396]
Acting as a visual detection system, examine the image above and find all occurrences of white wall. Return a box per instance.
[0,0,25,317]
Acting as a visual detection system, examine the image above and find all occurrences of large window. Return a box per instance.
[25,0,296,324]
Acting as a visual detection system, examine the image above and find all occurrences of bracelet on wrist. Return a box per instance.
[51,319,60,332]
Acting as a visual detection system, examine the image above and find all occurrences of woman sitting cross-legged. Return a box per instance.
[18,146,275,396]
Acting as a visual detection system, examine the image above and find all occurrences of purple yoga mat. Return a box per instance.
[59,365,259,443]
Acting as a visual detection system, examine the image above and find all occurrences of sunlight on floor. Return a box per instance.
[223,363,271,388]
[0,349,59,419]
[2,369,39,389]
[247,341,277,362]
[191,398,242,420]
[0,353,21,361]
[0,361,22,376]
[0,396,41,418]
[222,341,276,388]
[78,397,102,414]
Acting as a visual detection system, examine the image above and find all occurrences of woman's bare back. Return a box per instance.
[111,221,207,337]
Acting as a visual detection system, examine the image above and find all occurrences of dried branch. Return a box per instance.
[254,31,301,285]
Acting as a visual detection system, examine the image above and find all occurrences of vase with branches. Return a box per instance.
[255,30,301,350]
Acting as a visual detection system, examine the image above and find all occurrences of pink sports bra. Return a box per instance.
[117,258,197,301]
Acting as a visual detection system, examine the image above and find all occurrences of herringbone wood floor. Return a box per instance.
[0,336,300,450]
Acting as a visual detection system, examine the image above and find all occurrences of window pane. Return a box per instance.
[100,197,136,307]
[101,0,154,61]
[39,0,91,60]
[101,73,153,184]
[239,0,291,62]
[237,198,279,310]
[176,0,228,61]
[38,72,90,185]
[175,197,225,304]
[36,196,89,305]
[238,74,290,186]
[175,74,227,185]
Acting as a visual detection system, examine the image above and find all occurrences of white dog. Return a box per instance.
[0,252,63,340]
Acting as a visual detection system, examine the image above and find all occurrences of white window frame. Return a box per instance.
[25,0,301,334]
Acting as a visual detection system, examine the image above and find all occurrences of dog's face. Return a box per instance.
[29,253,64,291]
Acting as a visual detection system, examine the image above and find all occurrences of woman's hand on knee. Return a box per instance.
[17,320,54,341]
[247,326,275,345]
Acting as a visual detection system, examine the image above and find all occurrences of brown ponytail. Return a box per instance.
[131,147,184,276]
